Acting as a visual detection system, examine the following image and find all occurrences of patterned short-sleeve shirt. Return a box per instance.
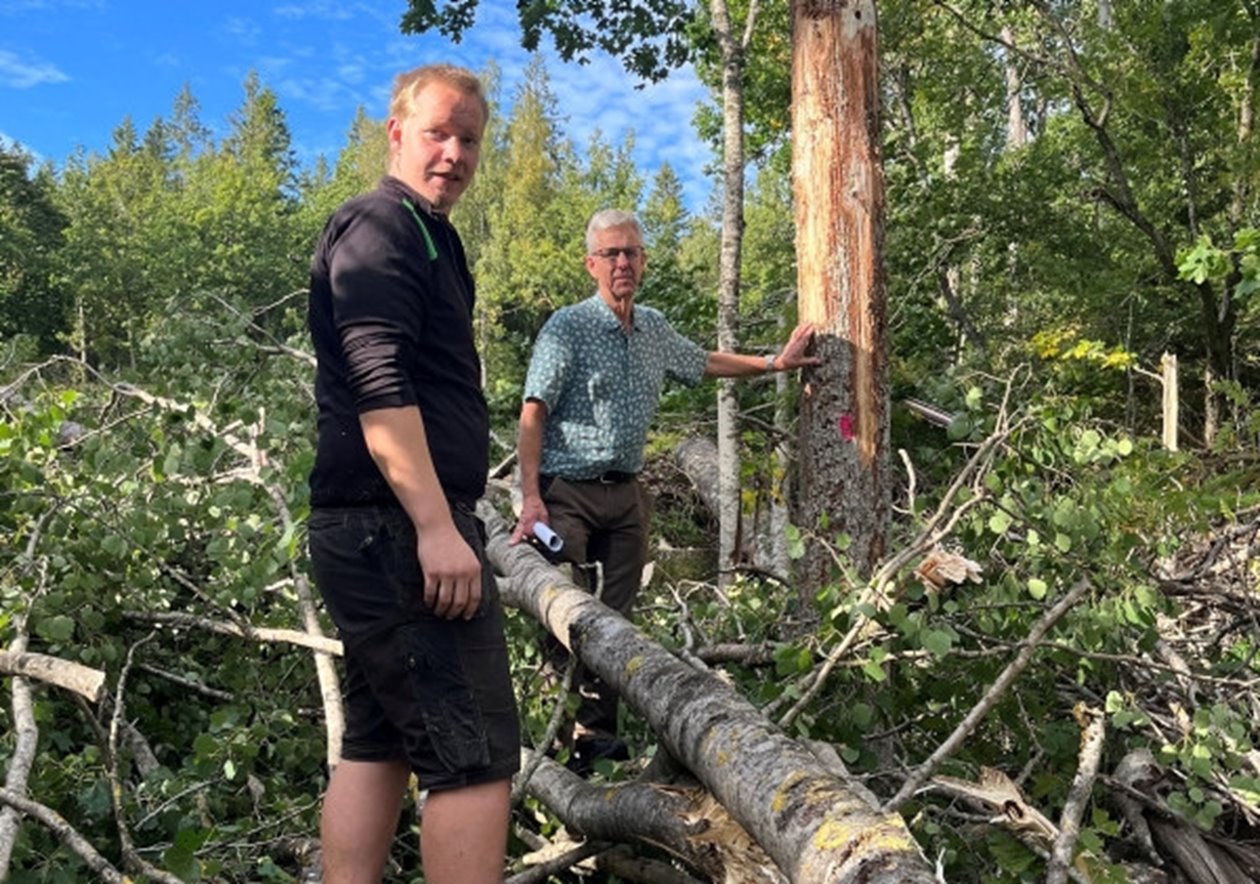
[524,294,709,478]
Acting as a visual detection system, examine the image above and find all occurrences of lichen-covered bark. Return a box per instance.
[792,0,890,587]
[481,506,935,883]
[519,749,777,882]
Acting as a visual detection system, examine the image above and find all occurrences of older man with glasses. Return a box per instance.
[510,208,818,774]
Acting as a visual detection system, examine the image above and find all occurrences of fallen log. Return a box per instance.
[479,504,936,884]
[517,749,782,883]
[673,436,721,520]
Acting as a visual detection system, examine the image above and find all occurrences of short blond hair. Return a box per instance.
[389,64,488,128]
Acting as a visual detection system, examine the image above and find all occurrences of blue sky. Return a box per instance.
[0,0,717,211]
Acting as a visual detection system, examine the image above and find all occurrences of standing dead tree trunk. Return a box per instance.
[480,505,935,883]
[792,0,891,589]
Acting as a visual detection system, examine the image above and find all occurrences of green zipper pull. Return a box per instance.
[401,198,439,262]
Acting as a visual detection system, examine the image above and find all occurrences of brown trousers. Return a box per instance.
[541,475,649,738]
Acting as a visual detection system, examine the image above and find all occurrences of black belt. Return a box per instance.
[547,471,637,485]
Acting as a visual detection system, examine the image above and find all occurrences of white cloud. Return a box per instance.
[0,0,103,12]
[0,48,68,88]
[337,63,367,85]
[274,74,368,115]
[222,17,263,46]
[544,50,714,211]
[272,2,355,22]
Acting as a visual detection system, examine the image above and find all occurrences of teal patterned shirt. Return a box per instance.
[523,294,708,478]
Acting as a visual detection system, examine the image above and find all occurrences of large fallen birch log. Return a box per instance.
[479,504,936,884]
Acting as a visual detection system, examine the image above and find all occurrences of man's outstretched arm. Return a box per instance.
[703,321,821,378]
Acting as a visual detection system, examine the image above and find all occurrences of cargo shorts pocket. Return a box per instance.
[401,623,491,773]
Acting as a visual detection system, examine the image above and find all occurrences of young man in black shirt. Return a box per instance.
[307,64,518,884]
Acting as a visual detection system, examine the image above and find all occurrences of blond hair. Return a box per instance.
[389,64,488,128]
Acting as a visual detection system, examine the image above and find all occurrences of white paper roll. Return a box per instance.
[532,522,563,553]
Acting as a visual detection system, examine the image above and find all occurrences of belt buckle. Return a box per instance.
[599,471,617,484]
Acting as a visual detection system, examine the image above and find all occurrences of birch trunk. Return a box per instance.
[676,430,790,577]
[1097,0,1112,30]
[768,368,792,575]
[0,651,105,702]
[792,0,891,587]
[710,0,750,584]
[1003,26,1027,149]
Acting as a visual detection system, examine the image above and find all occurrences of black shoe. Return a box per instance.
[566,735,630,776]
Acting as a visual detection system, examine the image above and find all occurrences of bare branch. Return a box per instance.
[0,550,49,875]
[123,610,344,656]
[136,663,233,702]
[0,788,128,883]
[0,651,105,702]
[884,578,1093,813]
[106,632,184,884]
[1047,706,1106,884]
[507,839,612,884]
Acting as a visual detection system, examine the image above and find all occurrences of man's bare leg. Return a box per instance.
[320,758,409,884]
[421,778,512,884]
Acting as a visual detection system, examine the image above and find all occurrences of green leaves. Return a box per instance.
[773,642,812,678]
[1178,228,1260,305]
[988,509,1013,535]
[1178,235,1232,285]
[35,614,75,644]
[404,0,697,83]
[860,649,889,683]
[1104,691,1150,730]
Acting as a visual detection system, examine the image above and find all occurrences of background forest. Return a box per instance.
[2,0,1259,881]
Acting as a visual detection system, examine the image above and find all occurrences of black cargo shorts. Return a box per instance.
[308,503,520,791]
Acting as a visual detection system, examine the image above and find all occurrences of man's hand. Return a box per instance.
[509,495,550,546]
[775,322,823,371]
[417,521,482,620]
[359,407,484,619]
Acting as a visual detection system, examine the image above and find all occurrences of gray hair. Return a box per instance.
[585,209,644,253]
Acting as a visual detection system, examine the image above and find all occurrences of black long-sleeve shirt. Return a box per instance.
[308,176,488,507]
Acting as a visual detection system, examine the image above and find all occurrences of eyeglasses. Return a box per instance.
[591,247,645,261]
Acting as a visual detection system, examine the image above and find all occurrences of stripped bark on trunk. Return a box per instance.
[792,0,891,587]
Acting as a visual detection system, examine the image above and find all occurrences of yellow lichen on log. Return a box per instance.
[812,817,916,852]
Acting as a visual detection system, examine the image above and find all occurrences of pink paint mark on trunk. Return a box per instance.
[838,413,855,442]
